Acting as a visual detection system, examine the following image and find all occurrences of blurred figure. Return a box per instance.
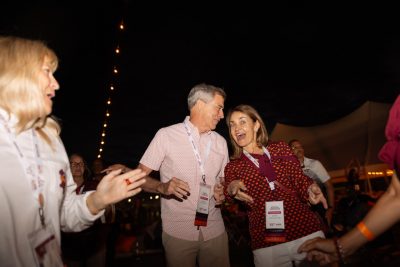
[61,154,108,267]
[218,104,327,267]
[0,36,146,267]
[92,158,106,182]
[333,158,375,234]
[298,95,400,266]
[289,139,335,234]
[106,83,230,267]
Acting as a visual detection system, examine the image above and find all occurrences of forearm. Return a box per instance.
[326,180,335,208]
[86,191,105,215]
[339,173,400,256]
[141,176,163,193]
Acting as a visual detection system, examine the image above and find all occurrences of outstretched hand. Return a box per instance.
[102,164,131,174]
[297,237,338,265]
[308,183,328,209]
[87,168,146,214]
[227,180,254,203]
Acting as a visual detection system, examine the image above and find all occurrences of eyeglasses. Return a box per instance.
[71,162,84,168]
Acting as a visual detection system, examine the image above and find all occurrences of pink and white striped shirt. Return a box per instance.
[140,116,228,241]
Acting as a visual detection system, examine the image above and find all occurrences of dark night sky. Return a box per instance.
[1,1,399,167]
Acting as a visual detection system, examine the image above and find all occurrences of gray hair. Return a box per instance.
[187,83,226,110]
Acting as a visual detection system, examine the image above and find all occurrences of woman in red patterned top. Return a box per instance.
[215,104,327,267]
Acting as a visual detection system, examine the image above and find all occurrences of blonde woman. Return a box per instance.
[0,36,146,267]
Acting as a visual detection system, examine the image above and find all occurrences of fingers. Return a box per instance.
[123,168,147,183]
[228,180,246,196]
[320,195,328,209]
[165,177,190,200]
[298,237,322,253]
[235,191,254,203]
[102,164,129,174]
[174,186,190,199]
[214,184,225,204]
[127,187,143,197]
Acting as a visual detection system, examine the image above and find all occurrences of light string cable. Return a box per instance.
[96,17,125,159]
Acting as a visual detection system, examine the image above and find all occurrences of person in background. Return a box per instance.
[298,94,400,266]
[0,36,146,267]
[289,139,335,234]
[106,83,230,267]
[92,158,106,182]
[214,104,327,267]
[61,153,108,267]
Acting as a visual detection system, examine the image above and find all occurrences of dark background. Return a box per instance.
[1,1,399,167]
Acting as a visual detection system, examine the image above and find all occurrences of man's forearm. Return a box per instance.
[141,176,163,193]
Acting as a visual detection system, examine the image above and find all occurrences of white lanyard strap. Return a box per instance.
[243,146,275,190]
[183,121,211,184]
[0,113,46,225]
[243,146,271,168]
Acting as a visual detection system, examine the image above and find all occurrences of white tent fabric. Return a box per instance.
[270,101,391,175]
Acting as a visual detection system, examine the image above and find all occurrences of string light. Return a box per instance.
[96,17,125,159]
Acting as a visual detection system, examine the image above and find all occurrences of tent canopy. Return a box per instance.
[270,101,391,174]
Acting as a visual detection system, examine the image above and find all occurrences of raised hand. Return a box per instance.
[87,168,146,214]
[308,183,328,209]
[227,180,253,203]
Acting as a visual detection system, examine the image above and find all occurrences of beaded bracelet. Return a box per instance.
[333,237,346,264]
[357,221,375,241]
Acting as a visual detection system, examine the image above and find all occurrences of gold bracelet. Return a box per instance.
[357,221,375,241]
[333,237,346,264]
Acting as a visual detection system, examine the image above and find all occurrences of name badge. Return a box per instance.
[194,183,211,227]
[265,201,286,243]
[28,221,63,267]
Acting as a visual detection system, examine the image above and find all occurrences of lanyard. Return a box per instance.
[0,113,46,227]
[183,121,211,184]
[243,146,275,190]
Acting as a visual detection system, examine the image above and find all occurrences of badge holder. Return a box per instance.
[194,183,211,228]
[265,201,286,243]
[28,222,63,267]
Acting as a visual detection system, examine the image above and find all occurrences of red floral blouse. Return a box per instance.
[224,141,323,250]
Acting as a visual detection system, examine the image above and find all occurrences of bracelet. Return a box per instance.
[357,221,375,241]
[333,237,346,264]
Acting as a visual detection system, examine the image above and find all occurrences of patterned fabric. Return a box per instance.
[0,108,103,266]
[379,95,400,173]
[140,116,229,241]
[224,141,323,250]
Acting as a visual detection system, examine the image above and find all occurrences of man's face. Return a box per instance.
[290,141,305,159]
[202,94,225,131]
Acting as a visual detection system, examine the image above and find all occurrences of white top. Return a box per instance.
[0,108,102,267]
[302,156,331,183]
[140,116,229,241]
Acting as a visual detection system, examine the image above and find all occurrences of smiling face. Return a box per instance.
[202,93,225,131]
[229,111,260,152]
[38,56,59,115]
[191,93,225,133]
